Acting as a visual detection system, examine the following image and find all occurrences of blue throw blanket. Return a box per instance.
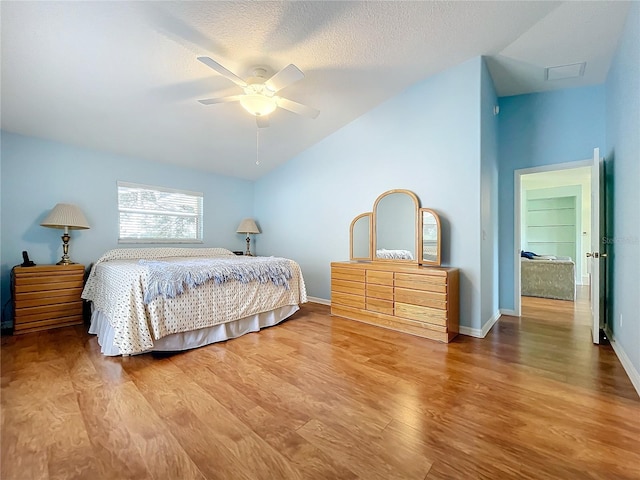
[140,256,292,304]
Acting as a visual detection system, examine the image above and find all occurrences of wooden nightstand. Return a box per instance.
[12,264,85,334]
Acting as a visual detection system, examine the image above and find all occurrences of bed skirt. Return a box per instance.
[89,304,299,356]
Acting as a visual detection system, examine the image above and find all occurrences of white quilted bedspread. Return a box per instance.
[82,248,307,355]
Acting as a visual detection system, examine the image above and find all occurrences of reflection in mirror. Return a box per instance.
[374,190,418,262]
[350,213,372,260]
[420,208,441,265]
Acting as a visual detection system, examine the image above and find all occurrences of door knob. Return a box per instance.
[586,252,607,258]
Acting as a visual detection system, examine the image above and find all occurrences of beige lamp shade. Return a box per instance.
[236,218,260,234]
[41,203,90,231]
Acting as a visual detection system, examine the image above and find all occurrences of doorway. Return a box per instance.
[513,160,592,316]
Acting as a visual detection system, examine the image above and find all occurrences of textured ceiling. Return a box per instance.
[0,1,631,180]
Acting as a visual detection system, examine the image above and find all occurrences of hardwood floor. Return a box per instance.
[2,292,639,479]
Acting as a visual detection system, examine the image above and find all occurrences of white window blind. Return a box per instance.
[117,181,203,243]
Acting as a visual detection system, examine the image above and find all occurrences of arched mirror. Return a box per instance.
[350,213,372,260]
[373,189,419,262]
[419,208,441,265]
[348,189,443,265]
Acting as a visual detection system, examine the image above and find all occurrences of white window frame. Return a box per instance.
[117,181,203,243]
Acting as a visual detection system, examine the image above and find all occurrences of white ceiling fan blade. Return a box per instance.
[256,116,270,128]
[265,64,304,92]
[198,95,243,105]
[197,56,247,87]
[276,97,320,119]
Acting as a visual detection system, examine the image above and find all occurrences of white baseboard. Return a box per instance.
[458,326,483,337]
[500,309,518,317]
[459,310,501,338]
[607,328,640,398]
[307,296,330,306]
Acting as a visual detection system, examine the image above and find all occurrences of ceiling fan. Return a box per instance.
[197,56,320,128]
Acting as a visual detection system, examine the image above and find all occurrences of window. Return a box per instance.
[117,181,203,243]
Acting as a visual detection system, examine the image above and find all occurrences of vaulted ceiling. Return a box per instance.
[0,1,630,180]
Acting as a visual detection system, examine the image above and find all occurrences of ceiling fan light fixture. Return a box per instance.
[240,94,277,117]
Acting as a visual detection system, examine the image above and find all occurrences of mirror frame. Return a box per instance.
[349,212,373,261]
[419,207,442,266]
[372,189,419,264]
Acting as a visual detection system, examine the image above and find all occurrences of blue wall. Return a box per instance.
[497,86,606,311]
[0,132,254,325]
[480,57,500,327]
[255,57,487,331]
[605,2,640,384]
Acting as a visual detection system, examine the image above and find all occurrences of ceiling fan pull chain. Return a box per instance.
[256,127,260,166]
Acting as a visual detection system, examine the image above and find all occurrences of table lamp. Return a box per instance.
[41,203,90,265]
[236,218,260,256]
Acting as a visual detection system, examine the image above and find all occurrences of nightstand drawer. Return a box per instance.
[14,302,84,323]
[15,287,84,309]
[14,278,84,293]
[14,314,84,334]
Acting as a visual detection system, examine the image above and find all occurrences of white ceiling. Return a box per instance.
[0,1,631,180]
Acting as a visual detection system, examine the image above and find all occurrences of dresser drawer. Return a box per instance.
[394,273,447,293]
[395,302,447,327]
[366,284,393,300]
[332,267,365,282]
[366,298,394,315]
[331,291,365,309]
[331,279,365,296]
[394,288,447,310]
[366,270,393,286]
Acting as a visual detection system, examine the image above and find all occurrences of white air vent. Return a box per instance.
[545,62,586,81]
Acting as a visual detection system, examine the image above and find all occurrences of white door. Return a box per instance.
[588,147,606,344]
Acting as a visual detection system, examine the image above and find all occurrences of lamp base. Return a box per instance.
[57,233,75,265]
[56,258,77,265]
[245,235,253,256]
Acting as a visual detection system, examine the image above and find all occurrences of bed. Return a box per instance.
[81,247,307,356]
[521,256,575,301]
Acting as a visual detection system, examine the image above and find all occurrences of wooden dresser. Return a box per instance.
[331,261,459,343]
[12,264,85,334]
